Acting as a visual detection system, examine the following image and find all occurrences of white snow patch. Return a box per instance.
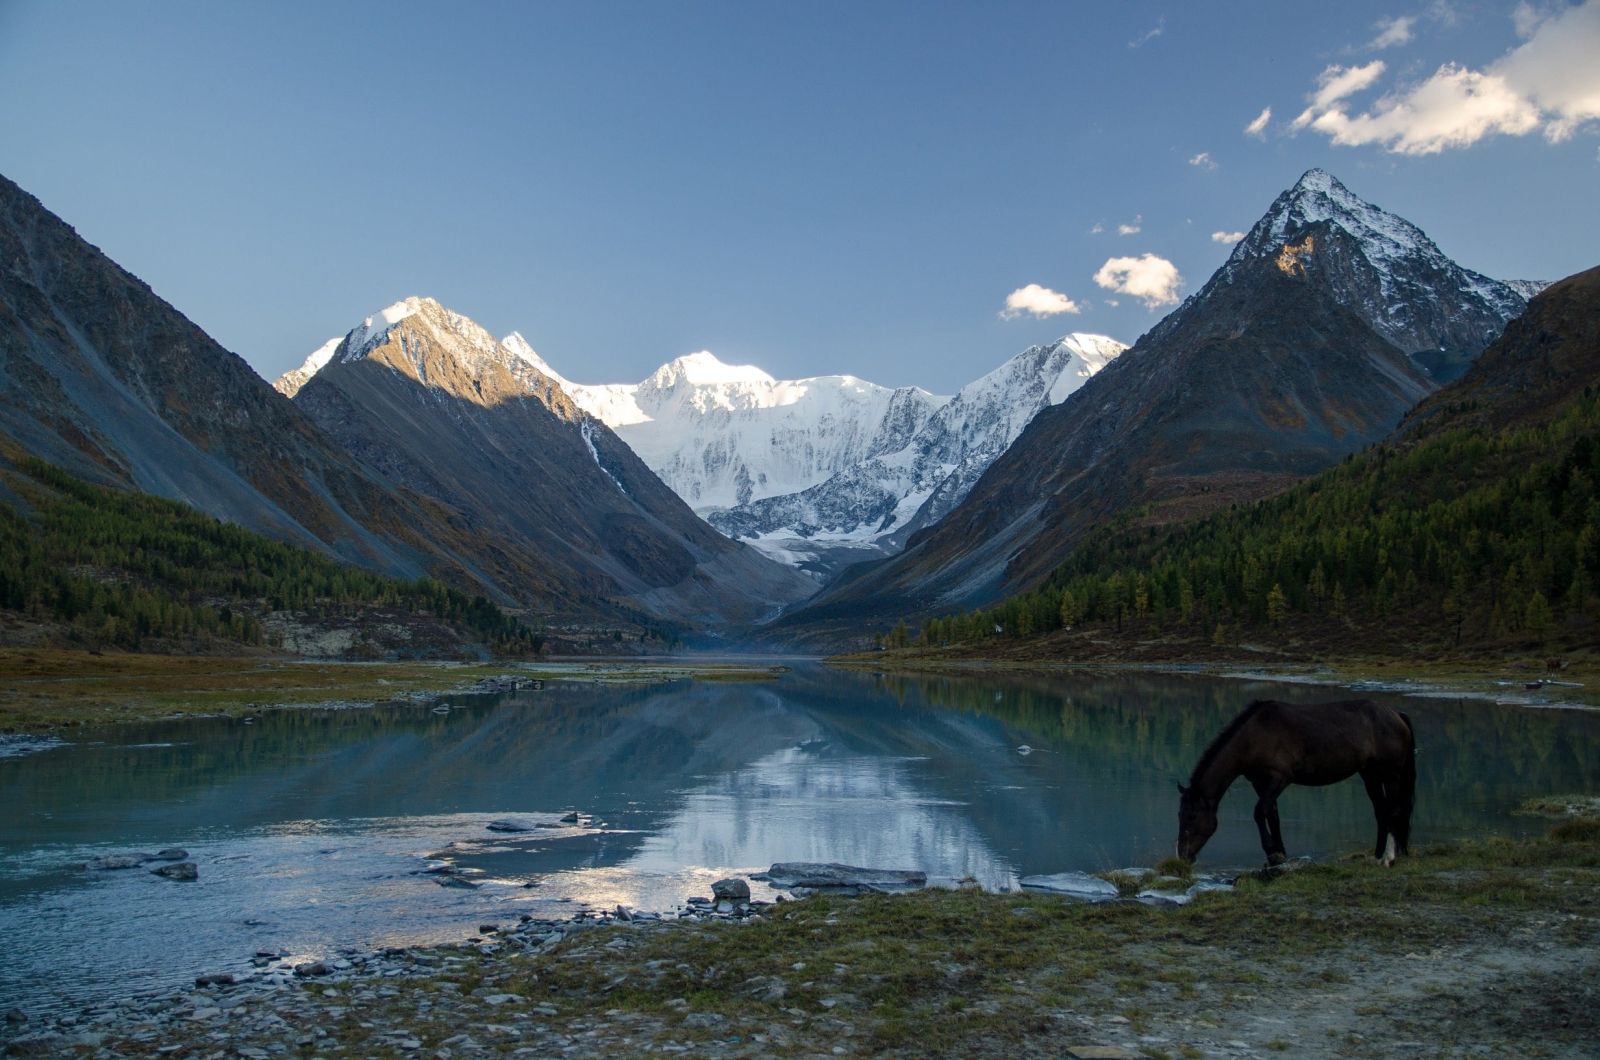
[273,336,342,397]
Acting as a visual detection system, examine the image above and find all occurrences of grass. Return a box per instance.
[0,648,787,733]
[831,650,1600,712]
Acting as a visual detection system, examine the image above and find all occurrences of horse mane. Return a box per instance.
[1188,700,1271,786]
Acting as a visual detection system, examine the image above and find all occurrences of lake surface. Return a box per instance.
[3,664,1597,1013]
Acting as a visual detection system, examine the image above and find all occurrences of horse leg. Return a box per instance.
[1251,777,1289,865]
[1361,772,1395,866]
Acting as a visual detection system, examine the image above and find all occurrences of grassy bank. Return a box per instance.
[830,647,1600,711]
[75,826,1600,1058]
[0,649,783,733]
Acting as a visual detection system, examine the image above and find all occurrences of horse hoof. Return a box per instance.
[1267,852,1288,866]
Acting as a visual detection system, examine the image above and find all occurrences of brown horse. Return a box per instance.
[1176,699,1415,866]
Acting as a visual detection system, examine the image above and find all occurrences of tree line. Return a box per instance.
[917,387,1600,655]
[0,458,541,654]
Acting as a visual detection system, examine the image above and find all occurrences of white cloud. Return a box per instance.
[1000,284,1081,320]
[1117,214,1143,236]
[1211,230,1247,244]
[1093,254,1184,309]
[1244,106,1272,138]
[1088,222,1105,235]
[1291,61,1388,129]
[1188,151,1217,170]
[1104,299,1121,308]
[1128,17,1165,48]
[1368,15,1417,49]
[1295,0,1600,153]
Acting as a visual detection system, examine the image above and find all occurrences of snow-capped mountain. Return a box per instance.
[701,334,1124,574]
[771,168,1537,644]
[1208,168,1534,383]
[555,351,948,512]
[283,323,1125,577]
[277,297,815,627]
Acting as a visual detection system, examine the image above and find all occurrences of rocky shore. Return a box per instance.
[6,831,1598,1059]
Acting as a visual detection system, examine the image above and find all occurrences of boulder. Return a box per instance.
[486,818,539,833]
[711,877,751,901]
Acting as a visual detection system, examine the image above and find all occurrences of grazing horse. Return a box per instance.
[1176,699,1415,867]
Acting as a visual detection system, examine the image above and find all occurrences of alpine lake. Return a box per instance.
[3,663,1596,1014]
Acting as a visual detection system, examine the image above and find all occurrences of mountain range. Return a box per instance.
[286,296,812,628]
[283,325,1124,578]
[0,165,1558,655]
[769,169,1541,645]
[0,173,809,638]
[923,262,1599,660]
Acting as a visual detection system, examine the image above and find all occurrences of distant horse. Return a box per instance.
[1176,699,1416,866]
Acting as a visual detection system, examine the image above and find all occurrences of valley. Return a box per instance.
[4,5,1599,1052]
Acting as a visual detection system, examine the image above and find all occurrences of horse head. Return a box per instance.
[1175,782,1218,863]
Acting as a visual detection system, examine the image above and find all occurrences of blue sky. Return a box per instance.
[2,1,1596,393]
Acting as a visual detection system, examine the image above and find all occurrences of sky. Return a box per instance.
[2,1,1597,394]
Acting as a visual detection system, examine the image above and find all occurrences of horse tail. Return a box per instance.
[1395,710,1416,855]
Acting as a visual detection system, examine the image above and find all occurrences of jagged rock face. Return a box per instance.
[0,172,444,578]
[770,169,1526,644]
[293,299,815,627]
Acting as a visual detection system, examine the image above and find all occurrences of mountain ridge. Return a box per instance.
[290,297,816,629]
[766,168,1535,645]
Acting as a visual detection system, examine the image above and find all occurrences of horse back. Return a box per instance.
[1243,698,1412,784]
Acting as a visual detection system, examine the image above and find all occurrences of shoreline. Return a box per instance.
[826,652,1600,711]
[5,828,1596,1058]
[0,650,795,740]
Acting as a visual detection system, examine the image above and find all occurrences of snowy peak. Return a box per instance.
[273,336,341,398]
[1233,168,1426,268]
[1207,169,1530,384]
[696,331,1126,575]
[503,331,571,386]
[276,298,567,406]
[646,351,775,389]
[341,296,432,363]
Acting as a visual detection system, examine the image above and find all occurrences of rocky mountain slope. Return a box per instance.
[289,298,813,628]
[927,262,1600,660]
[770,169,1535,644]
[0,171,447,579]
[0,172,806,634]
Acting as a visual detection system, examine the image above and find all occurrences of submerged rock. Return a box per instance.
[152,848,188,861]
[486,818,539,833]
[151,862,198,882]
[1017,872,1119,900]
[86,853,154,870]
[766,862,926,889]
